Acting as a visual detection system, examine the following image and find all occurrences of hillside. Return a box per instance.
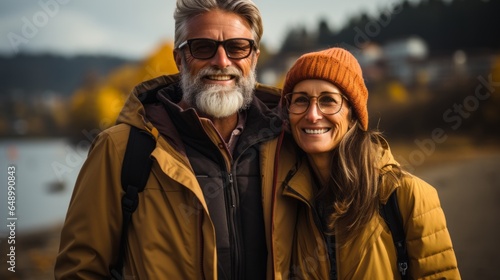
[0,53,135,96]
[280,0,500,55]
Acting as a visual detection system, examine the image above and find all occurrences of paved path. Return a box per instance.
[414,152,500,279]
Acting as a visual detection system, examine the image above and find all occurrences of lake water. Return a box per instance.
[0,138,88,236]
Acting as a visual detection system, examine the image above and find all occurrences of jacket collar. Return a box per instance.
[116,74,283,156]
[115,74,179,136]
[375,136,402,202]
[280,135,403,205]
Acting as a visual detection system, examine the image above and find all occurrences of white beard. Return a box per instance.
[180,65,256,118]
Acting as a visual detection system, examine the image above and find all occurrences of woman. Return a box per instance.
[277,47,461,279]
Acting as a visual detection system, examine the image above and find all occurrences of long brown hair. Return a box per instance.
[315,122,384,245]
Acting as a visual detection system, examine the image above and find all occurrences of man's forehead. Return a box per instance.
[185,10,253,40]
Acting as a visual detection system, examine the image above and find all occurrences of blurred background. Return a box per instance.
[0,0,499,279]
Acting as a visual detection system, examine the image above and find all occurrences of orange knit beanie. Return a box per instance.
[282,47,369,130]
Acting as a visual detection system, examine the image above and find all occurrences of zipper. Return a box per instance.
[227,136,276,279]
[225,171,236,261]
[225,171,242,279]
[222,129,280,279]
[227,173,235,208]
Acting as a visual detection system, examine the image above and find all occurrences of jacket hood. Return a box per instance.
[115,74,283,143]
[375,135,404,202]
[116,75,180,137]
[377,136,398,171]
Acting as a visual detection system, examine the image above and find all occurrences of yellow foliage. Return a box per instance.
[275,72,286,90]
[105,64,140,94]
[491,56,500,91]
[387,81,409,104]
[49,97,70,129]
[70,88,90,112]
[69,41,179,131]
[135,42,179,83]
[482,55,500,122]
[70,85,101,131]
[96,85,126,127]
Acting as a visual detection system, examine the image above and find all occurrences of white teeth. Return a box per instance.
[207,75,232,81]
[304,128,330,134]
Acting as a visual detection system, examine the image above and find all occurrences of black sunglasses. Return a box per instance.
[178,38,256,60]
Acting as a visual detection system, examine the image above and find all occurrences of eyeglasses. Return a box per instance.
[285,92,345,115]
[178,38,256,60]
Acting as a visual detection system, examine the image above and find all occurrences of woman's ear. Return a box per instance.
[347,108,356,129]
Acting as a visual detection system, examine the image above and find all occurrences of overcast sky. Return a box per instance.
[0,0,402,59]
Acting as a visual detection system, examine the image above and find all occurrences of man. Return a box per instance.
[54,0,283,279]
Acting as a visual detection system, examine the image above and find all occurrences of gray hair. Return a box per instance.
[173,0,263,48]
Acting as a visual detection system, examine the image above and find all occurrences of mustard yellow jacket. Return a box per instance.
[270,135,461,279]
[55,75,290,279]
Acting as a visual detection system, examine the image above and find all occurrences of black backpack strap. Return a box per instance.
[110,126,156,280]
[381,189,409,279]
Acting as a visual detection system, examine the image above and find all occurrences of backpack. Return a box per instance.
[380,189,410,280]
[110,126,156,280]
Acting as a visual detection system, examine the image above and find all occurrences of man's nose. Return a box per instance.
[210,45,231,68]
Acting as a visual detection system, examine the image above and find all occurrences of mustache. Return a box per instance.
[197,66,243,79]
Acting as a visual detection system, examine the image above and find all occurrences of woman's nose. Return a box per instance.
[304,100,323,123]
